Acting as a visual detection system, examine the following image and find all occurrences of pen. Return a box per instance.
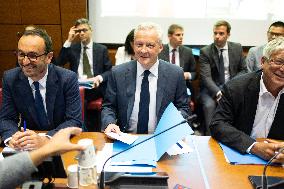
[176,142,183,149]
[23,120,26,132]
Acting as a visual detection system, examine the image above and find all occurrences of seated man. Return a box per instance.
[101,22,190,135]
[0,28,83,150]
[210,37,284,163]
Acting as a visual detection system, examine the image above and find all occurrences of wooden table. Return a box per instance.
[2,133,284,189]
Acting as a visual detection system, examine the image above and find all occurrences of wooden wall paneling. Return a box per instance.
[0,51,17,80]
[60,0,87,45]
[20,0,60,24]
[0,1,21,24]
[40,25,62,57]
[0,25,24,51]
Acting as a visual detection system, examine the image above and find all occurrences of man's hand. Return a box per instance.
[89,75,103,88]
[67,26,80,43]
[251,141,284,163]
[104,124,122,139]
[184,72,191,80]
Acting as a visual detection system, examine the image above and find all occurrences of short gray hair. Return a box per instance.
[134,22,163,44]
[263,36,284,58]
[75,18,92,31]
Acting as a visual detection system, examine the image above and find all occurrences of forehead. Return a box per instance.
[172,28,184,35]
[269,26,284,33]
[213,26,228,33]
[77,24,91,30]
[134,29,159,42]
[270,49,284,58]
[18,35,45,52]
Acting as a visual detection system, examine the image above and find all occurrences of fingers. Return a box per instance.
[104,124,121,135]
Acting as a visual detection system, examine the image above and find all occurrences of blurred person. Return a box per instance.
[115,29,135,65]
[246,21,284,72]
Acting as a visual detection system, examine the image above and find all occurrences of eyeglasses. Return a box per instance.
[134,42,158,50]
[75,28,89,33]
[268,58,284,68]
[15,50,47,62]
[268,31,284,38]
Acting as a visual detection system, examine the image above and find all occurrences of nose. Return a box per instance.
[21,56,31,65]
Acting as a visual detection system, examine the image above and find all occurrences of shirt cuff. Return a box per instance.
[246,142,257,154]
[98,75,103,83]
[63,40,72,48]
[38,133,52,139]
[4,137,12,147]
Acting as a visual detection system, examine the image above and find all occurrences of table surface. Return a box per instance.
[2,132,284,189]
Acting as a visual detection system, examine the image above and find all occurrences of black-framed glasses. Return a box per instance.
[75,28,89,33]
[15,50,47,62]
[268,58,284,67]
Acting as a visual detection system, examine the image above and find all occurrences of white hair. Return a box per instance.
[263,36,284,58]
[134,22,163,44]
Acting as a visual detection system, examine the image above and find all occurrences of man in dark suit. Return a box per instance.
[199,20,246,135]
[56,18,112,102]
[0,29,83,150]
[210,37,284,163]
[159,24,196,82]
[101,22,190,135]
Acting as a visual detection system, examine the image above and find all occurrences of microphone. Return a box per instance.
[99,114,196,189]
[262,147,284,189]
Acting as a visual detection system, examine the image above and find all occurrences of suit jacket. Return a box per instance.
[0,152,37,189]
[210,71,284,153]
[0,64,83,140]
[159,44,196,80]
[101,60,190,132]
[56,42,112,82]
[199,41,246,97]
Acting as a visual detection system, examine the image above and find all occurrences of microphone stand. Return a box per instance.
[99,114,196,189]
[262,147,284,189]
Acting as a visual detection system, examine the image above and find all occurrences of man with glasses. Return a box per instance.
[246,21,284,72]
[211,37,284,163]
[101,22,190,136]
[56,18,112,130]
[0,29,83,150]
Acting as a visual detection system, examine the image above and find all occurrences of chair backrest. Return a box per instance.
[79,87,85,121]
[0,88,2,107]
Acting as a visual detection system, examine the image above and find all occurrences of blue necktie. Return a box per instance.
[219,49,225,85]
[137,70,151,134]
[33,81,49,129]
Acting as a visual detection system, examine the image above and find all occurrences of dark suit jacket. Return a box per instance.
[56,42,112,82]
[159,45,196,80]
[210,71,284,153]
[199,41,246,97]
[0,64,83,140]
[101,60,190,131]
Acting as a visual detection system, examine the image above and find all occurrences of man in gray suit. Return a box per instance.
[101,22,190,135]
[199,20,246,135]
[210,37,284,163]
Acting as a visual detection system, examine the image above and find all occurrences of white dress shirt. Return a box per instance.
[128,60,159,133]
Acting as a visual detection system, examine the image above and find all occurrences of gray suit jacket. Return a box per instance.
[199,41,246,97]
[56,42,112,82]
[101,60,190,131]
[0,64,83,140]
[0,152,37,189]
[210,71,284,153]
[159,44,196,80]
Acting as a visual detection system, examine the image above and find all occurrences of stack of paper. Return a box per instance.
[78,79,94,89]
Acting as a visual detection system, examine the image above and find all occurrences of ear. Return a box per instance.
[260,56,266,68]
[158,43,163,53]
[46,52,54,64]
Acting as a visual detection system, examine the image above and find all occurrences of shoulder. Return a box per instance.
[112,60,135,73]
[3,67,22,79]
[226,71,261,90]
[159,60,183,73]
[228,41,242,49]
[200,43,213,52]
[49,64,77,80]
[93,43,108,50]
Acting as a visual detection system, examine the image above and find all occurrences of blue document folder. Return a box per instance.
[111,103,194,166]
[219,143,267,165]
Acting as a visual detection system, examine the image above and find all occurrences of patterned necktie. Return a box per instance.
[137,70,151,134]
[171,49,176,64]
[33,81,49,129]
[83,46,92,78]
[219,49,225,85]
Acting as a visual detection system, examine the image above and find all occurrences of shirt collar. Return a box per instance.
[28,65,49,89]
[81,39,93,49]
[137,59,159,78]
[215,42,228,51]
[168,44,179,52]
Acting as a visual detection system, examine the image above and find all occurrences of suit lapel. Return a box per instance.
[212,45,221,73]
[74,44,81,71]
[161,45,170,62]
[156,61,167,117]
[126,61,137,122]
[45,65,58,125]
[179,46,185,68]
[16,72,39,125]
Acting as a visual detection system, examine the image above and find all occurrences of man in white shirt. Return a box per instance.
[210,37,284,163]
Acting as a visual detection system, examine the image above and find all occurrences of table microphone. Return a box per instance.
[99,114,197,189]
[262,147,284,189]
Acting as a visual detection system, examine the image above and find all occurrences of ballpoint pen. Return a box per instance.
[23,120,26,132]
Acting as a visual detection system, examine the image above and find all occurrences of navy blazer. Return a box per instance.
[56,42,112,82]
[210,71,284,153]
[199,41,247,97]
[101,60,190,132]
[0,64,83,140]
[159,45,196,80]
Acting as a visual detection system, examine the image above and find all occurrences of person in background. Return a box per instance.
[115,29,135,65]
[101,22,190,136]
[199,20,246,135]
[0,127,85,189]
[0,28,83,150]
[211,37,284,163]
[246,21,284,72]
